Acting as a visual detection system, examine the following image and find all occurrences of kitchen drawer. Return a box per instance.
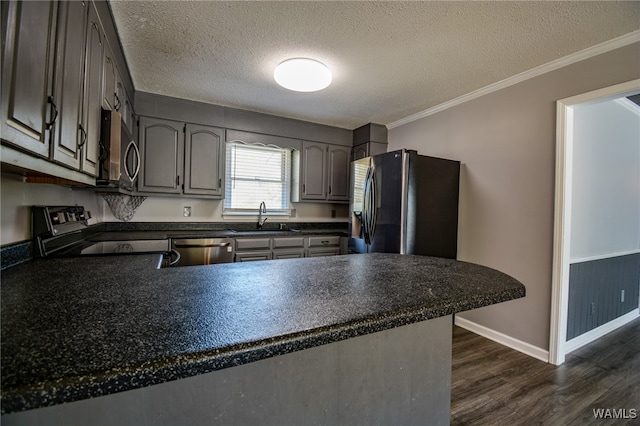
[272,249,305,260]
[272,237,305,249]
[235,238,271,251]
[307,236,340,248]
[235,251,272,262]
[307,248,342,257]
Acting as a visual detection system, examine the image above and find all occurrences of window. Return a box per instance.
[224,141,292,214]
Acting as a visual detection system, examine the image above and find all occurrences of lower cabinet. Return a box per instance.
[234,235,343,262]
[306,236,341,257]
[272,236,305,259]
[235,238,271,262]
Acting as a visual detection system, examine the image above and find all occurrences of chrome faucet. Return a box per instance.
[257,201,267,229]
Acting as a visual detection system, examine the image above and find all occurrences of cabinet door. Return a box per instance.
[327,145,350,201]
[184,124,224,197]
[1,0,57,157]
[50,0,87,170]
[352,144,368,161]
[138,117,184,194]
[301,141,327,200]
[102,41,117,110]
[80,3,103,176]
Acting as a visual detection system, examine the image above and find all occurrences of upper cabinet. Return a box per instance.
[300,141,327,200]
[138,117,184,194]
[80,2,103,177]
[1,0,58,158]
[327,145,350,201]
[184,124,224,197]
[102,40,117,111]
[298,141,350,203]
[138,117,224,198]
[50,0,87,170]
[1,0,133,182]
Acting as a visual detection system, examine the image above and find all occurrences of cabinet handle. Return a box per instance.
[219,178,222,188]
[302,184,306,193]
[328,185,332,195]
[78,124,87,149]
[46,96,58,130]
[176,175,180,187]
[114,93,121,111]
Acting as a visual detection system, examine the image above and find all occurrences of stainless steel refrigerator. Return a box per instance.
[349,149,460,259]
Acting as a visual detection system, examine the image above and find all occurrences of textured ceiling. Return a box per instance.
[109,1,640,129]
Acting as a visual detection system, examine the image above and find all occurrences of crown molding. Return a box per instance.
[388,30,640,129]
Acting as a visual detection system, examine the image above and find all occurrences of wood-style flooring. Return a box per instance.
[450,318,640,425]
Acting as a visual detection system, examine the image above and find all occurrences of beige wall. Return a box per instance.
[388,42,640,351]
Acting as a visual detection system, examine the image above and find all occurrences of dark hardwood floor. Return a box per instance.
[450,318,640,425]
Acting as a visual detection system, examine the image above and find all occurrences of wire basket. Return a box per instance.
[101,194,147,222]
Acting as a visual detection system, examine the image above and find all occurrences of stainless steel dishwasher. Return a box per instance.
[169,238,234,267]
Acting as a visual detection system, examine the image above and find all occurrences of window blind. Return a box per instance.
[224,142,292,213]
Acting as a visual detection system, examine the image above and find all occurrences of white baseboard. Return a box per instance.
[454,316,550,363]
[564,308,640,354]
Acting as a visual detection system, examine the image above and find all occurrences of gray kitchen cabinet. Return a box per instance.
[50,0,88,170]
[138,116,184,194]
[235,237,272,262]
[300,141,327,200]
[351,141,387,161]
[272,236,305,259]
[101,39,117,111]
[137,118,224,197]
[80,2,103,177]
[297,141,350,203]
[184,124,224,197]
[116,72,135,132]
[1,0,58,158]
[307,235,342,257]
[327,145,350,201]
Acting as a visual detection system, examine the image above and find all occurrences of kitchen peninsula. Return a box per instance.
[1,253,525,425]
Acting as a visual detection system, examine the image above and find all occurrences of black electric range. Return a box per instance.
[32,206,169,258]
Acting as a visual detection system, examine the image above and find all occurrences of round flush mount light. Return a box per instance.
[274,58,332,92]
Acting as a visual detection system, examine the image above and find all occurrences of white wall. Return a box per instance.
[0,173,104,244]
[102,195,349,223]
[0,172,347,245]
[388,42,640,351]
[570,99,640,261]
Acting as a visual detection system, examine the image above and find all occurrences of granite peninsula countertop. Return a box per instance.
[0,253,525,414]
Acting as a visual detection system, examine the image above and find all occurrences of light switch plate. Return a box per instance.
[183,206,191,217]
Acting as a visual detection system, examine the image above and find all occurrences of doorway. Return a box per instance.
[549,79,640,365]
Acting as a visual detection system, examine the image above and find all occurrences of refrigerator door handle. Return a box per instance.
[362,167,372,244]
[368,166,377,242]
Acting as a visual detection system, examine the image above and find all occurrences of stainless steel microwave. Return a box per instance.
[97,109,140,191]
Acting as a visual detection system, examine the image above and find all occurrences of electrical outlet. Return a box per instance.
[183,206,191,217]
[621,290,625,303]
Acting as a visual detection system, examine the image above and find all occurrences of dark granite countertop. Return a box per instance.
[0,253,525,414]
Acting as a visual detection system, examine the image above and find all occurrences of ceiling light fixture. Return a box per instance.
[274,58,332,92]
